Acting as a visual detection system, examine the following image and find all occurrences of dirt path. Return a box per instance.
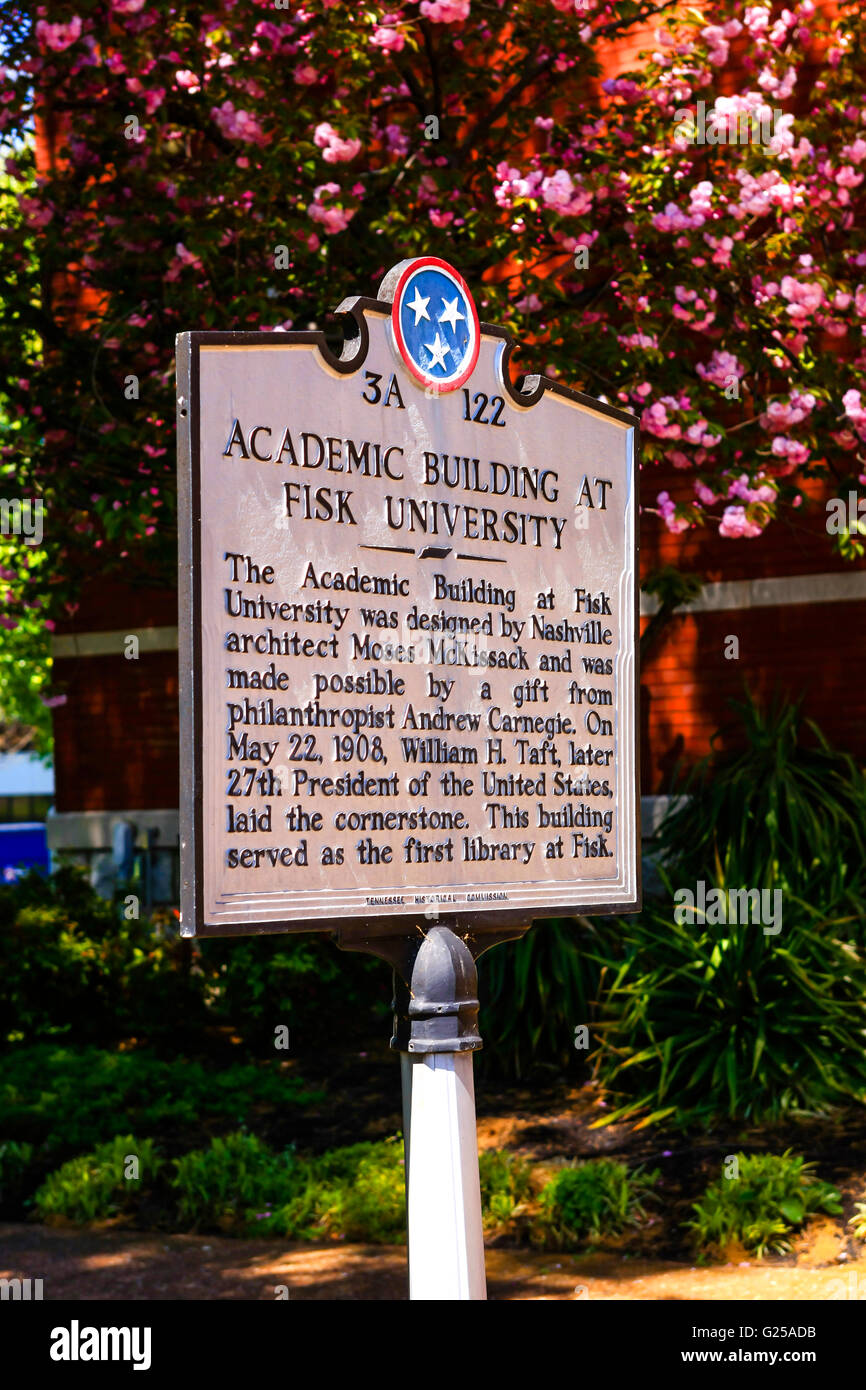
[3,1223,863,1301]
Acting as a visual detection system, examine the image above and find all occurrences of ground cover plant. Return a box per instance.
[34,1135,162,1225]
[172,1131,306,1234]
[535,1157,659,1249]
[687,1151,843,1258]
[478,1149,534,1230]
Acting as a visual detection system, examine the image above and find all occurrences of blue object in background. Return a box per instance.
[0,822,50,882]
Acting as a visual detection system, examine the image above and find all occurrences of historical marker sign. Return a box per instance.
[177,258,640,938]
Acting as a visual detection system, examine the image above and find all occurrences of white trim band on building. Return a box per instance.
[46,809,180,851]
[50,627,179,659]
[640,569,866,617]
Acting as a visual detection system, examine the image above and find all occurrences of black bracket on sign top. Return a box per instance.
[336,917,530,1054]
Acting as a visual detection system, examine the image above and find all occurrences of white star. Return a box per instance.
[424,331,450,371]
[406,287,431,325]
[438,295,466,332]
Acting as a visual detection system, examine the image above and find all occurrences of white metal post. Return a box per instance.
[405,1050,487,1300]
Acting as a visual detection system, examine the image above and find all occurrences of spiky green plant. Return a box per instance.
[479,918,602,1079]
[688,1152,842,1258]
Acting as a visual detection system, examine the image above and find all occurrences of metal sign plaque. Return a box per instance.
[177,258,640,938]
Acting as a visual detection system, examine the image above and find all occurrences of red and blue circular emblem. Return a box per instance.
[390,257,480,393]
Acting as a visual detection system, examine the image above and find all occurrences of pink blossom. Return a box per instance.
[384,123,409,156]
[642,402,682,439]
[841,139,866,165]
[165,242,204,282]
[619,331,659,350]
[779,276,825,320]
[314,123,362,164]
[35,16,82,52]
[696,350,742,388]
[701,25,730,66]
[719,505,763,538]
[744,6,771,34]
[308,185,355,235]
[175,70,201,93]
[294,65,319,85]
[770,435,810,469]
[657,491,690,534]
[602,78,643,101]
[843,389,866,424]
[420,0,471,21]
[653,201,704,233]
[429,209,455,228]
[254,22,286,48]
[371,25,405,53]
[211,101,267,144]
[694,480,718,506]
[760,391,815,432]
[493,163,542,209]
[727,473,776,504]
[19,197,54,228]
[541,169,592,216]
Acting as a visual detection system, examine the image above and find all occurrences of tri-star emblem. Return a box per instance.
[391,256,480,392]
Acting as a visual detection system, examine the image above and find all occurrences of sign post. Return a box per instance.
[177,256,640,1300]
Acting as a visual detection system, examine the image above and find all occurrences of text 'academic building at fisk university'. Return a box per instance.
[37,2,866,900]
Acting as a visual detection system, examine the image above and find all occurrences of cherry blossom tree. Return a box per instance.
[1,0,865,645]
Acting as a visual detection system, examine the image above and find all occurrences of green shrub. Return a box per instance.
[0,864,389,1052]
[0,1139,34,1207]
[34,1135,161,1225]
[536,1158,658,1248]
[261,1138,407,1244]
[479,1149,533,1228]
[688,1152,842,1258]
[336,1138,406,1243]
[0,865,205,1045]
[172,1132,407,1242]
[199,933,390,1053]
[0,1044,320,1156]
[172,1131,302,1231]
